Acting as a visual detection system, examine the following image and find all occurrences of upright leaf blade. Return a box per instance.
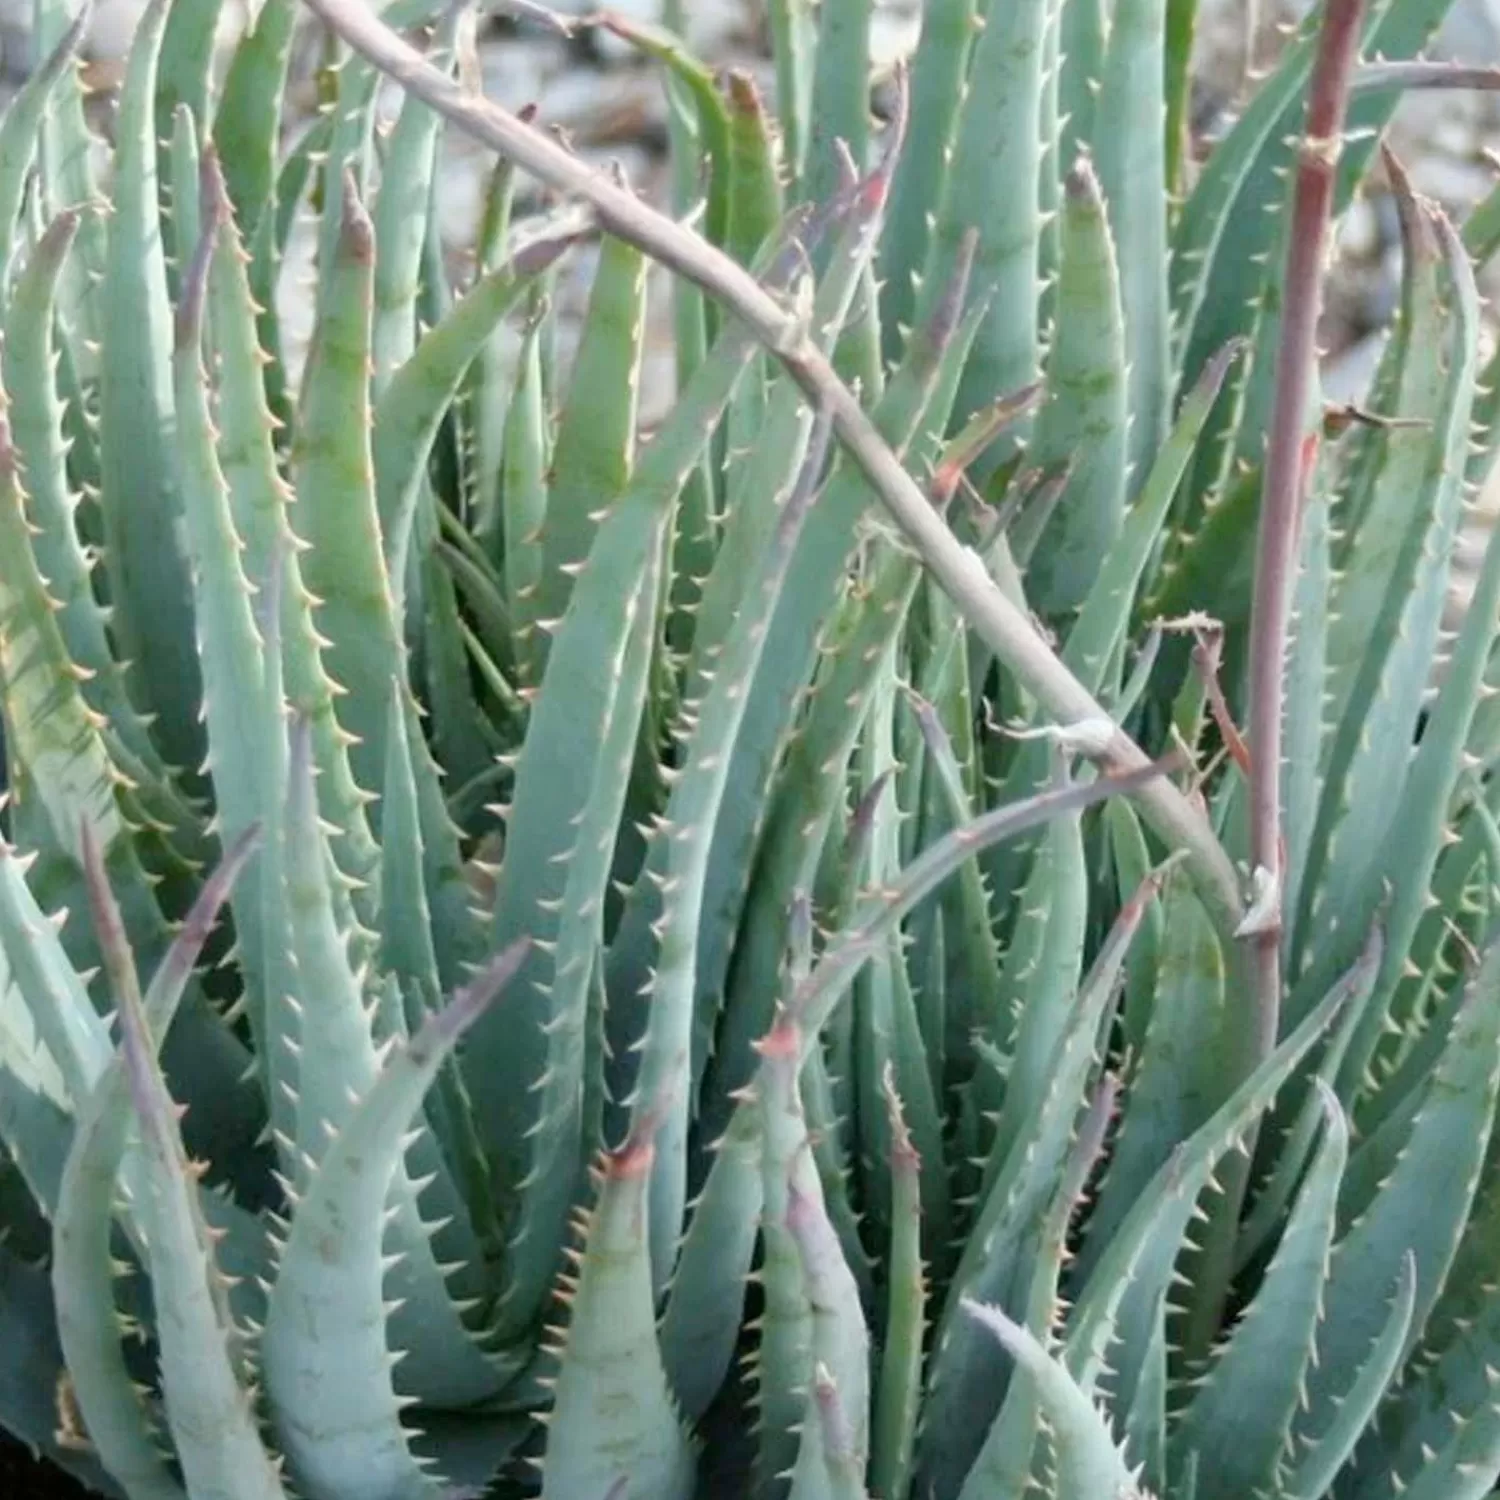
[540,1119,696,1500]
[98,0,201,771]
[261,948,525,1500]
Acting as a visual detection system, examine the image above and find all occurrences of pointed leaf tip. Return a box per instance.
[513,223,590,277]
[78,819,131,998]
[421,936,531,1055]
[175,183,224,352]
[753,1009,801,1061]
[960,1296,1027,1357]
[1065,152,1102,203]
[339,166,374,261]
[150,824,264,1002]
[810,1362,857,1462]
[881,1064,920,1173]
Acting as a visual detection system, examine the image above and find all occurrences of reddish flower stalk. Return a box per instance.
[1246,0,1368,1057]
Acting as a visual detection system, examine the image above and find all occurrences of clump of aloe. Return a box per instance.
[4,0,1500,1498]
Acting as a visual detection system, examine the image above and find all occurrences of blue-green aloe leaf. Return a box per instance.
[1169,1085,1349,1500]
[33,0,107,360]
[212,0,296,237]
[97,0,201,773]
[261,944,527,1500]
[1060,965,1357,1415]
[288,170,404,805]
[919,0,1047,458]
[370,4,466,391]
[171,155,279,1053]
[530,233,648,665]
[1286,1257,1418,1500]
[877,0,975,354]
[86,827,285,1500]
[203,147,382,925]
[922,864,1158,1499]
[957,1075,1119,1500]
[0,5,89,290]
[5,207,165,783]
[962,1300,1141,1499]
[668,760,1175,1445]
[1296,934,1500,1452]
[269,719,503,1404]
[1023,153,1128,615]
[657,1096,762,1422]
[372,220,583,615]
[628,416,832,1295]
[1089,0,1171,481]
[872,1071,926,1500]
[51,827,263,1500]
[473,230,808,1339]
[539,1115,696,1500]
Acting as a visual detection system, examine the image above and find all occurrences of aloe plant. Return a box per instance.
[5,0,1500,1497]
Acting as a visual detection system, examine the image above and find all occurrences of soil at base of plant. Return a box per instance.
[0,1431,92,1497]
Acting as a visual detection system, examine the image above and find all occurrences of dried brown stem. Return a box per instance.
[1353,61,1500,95]
[1191,626,1251,779]
[1246,0,1367,1055]
[295,0,1245,939]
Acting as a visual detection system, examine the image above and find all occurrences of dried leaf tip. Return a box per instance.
[752,1009,801,1063]
[881,1064,920,1174]
[1064,152,1103,204]
[175,183,225,352]
[609,1083,675,1181]
[339,166,375,262]
[424,936,531,1053]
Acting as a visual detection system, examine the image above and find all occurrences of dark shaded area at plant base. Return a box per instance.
[0,1431,91,1497]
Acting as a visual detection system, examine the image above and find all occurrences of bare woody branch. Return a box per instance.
[1245,0,1367,1056]
[1353,61,1500,95]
